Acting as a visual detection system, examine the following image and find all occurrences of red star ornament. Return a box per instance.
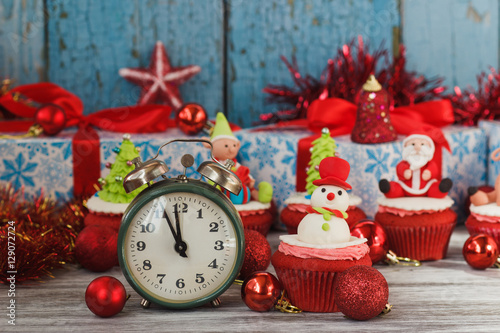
[119,41,201,109]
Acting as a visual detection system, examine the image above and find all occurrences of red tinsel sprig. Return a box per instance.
[449,68,500,126]
[377,45,446,106]
[261,36,387,124]
[0,185,86,283]
[262,56,325,122]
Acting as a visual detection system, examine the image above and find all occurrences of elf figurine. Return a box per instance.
[203,113,273,205]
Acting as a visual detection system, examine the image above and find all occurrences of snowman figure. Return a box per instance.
[297,157,352,245]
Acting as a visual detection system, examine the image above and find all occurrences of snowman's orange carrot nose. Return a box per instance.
[327,192,335,200]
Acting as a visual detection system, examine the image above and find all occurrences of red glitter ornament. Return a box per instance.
[463,234,499,270]
[351,220,390,264]
[239,230,271,280]
[35,104,66,136]
[241,271,283,312]
[75,225,118,272]
[176,103,208,135]
[85,276,127,318]
[334,265,389,321]
[351,75,397,144]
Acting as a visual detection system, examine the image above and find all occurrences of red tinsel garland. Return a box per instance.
[449,68,500,125]
[0,185,86,283]
[262,36,448,124]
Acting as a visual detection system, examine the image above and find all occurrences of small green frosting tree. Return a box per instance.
[305,128,337,195]
[98,134,146,203]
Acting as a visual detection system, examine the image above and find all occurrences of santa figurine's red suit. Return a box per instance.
[379,134,452,198]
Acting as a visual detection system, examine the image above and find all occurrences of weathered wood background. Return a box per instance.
[0,0,498,127]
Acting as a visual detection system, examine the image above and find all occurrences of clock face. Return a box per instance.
[119,183,244,309]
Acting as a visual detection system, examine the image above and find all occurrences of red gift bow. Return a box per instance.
[294,98,455,192]
[0,83,175,196]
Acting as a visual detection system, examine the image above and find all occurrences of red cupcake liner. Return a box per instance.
[241,210,273,236]
[382,221,456,261]
[465,222,500,248]
[273,267,339,313]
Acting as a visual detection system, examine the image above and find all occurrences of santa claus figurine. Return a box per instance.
[379,133,453,198]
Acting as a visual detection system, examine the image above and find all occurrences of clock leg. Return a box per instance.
[210,298,222,308]
[140,299,151,309]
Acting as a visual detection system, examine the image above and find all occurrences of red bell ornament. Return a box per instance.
[351,75,397,144]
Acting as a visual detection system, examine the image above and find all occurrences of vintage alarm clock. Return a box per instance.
[118,138,245,309]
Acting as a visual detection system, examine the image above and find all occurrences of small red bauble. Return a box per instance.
[175,103,207,135]
[85,276,127,317]
[75,225,119,272]
[463,234,499,270]
[351,220,389,264]
[35,104,66,136]
[334,265,389,320]
[239,230,271,279]
[241,271,283,312]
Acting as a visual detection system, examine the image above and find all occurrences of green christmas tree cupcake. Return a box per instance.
[85,134,146,230]
[280,128,366,233]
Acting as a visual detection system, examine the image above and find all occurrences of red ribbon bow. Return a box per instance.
[0,83,175,196]
[296,98,455,191]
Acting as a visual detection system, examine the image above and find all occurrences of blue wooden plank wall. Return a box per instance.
[0,0,498,128]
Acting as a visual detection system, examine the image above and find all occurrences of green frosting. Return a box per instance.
[98,137,146,203]
[305,128,337,195]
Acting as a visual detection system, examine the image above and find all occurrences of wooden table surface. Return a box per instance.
[2,225,500,332]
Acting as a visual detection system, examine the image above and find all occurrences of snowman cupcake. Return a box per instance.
[271,157,371,313]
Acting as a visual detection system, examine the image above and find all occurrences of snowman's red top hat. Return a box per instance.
[313,157,352,190]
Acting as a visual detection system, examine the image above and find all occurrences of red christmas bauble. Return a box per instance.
[334,265,389,320]
[85,276,127,317]
[35,104,66,136]
[241,272,283,312]
[351,220,389,264]
[463,234,499,269]
[239,230,271,279]
[175,103,207,135]
[75,225,119,272]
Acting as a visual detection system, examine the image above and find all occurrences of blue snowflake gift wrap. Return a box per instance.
[0,129,211,201]
[479,121,500,187]
[235,126,487,223]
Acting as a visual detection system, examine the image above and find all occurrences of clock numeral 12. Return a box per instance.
[173,203,188,214]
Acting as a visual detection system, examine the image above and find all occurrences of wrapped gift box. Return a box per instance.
[0,128,212,200]
[479,120,500,186]
[236,126,487,222]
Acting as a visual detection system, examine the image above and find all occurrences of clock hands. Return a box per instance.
[163,209,188,258]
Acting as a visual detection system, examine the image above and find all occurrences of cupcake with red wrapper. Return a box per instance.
[280,128,366,233]
[466,147,500,244]
[375,133,456,261]
[85,134,146,231]
[203,113,274,235]
[272,157,371,313]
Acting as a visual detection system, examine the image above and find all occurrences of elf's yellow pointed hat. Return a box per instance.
[211,112,239,143]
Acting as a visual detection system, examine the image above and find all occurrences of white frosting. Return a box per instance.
[233,201,271,212]
[284,192,362,206]
[470,203,500,217]
[86,195,129,215]
[377,196,454,211]
[279,234,367,249]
